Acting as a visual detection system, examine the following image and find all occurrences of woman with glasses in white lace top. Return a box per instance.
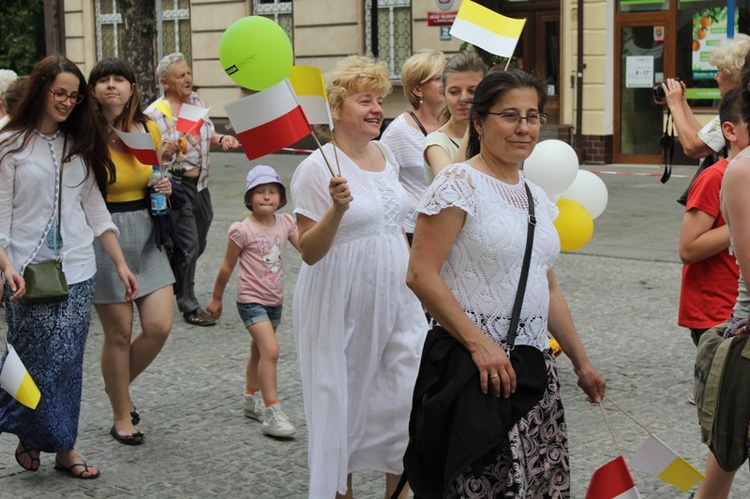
[407,69,606,497]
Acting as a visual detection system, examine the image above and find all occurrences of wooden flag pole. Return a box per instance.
[310,132,336,177]
[598,402,623,457]
[604,395,652,435]
[504,57,512,71]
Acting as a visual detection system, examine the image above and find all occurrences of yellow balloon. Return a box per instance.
[553,198,594,251]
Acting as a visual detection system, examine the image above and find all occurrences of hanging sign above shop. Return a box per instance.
[428,11,457,26]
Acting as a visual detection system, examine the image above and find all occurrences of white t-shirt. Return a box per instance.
[380,113,427,233]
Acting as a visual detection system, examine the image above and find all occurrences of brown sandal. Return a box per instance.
[54,459,101,479]
[15,442,40,471]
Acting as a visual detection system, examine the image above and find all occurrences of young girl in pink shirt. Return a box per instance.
[207,165,300,438]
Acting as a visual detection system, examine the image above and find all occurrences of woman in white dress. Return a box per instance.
[291,55,427,499]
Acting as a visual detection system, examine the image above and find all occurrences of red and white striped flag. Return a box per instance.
[176,103,209,135]
[224,78,312,161]
[112,129,160,166]
[586,456,641,499]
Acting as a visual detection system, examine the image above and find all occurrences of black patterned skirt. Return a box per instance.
[447,351,570,498]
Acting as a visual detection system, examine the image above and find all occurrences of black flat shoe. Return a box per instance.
[110,426,145,446]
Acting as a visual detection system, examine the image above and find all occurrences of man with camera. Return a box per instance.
[659,34,750,205]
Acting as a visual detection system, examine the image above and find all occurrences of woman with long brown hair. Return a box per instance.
[0,55,137,478]
[89,58,176,446]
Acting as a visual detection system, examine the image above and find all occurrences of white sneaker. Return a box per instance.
[243,392,264,420]
[261,405,296,438]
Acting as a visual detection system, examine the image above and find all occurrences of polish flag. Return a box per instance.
[224,78,312,162]
[176,103,209,135]
[0,344,41,410]
[586,456,641,499]
[112,129,160,165]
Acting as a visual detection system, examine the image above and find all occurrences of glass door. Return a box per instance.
[614,17,673,163]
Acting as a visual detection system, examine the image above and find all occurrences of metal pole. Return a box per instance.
[371,0,378,57]
[575,0,584,162]
[156,0,164,63]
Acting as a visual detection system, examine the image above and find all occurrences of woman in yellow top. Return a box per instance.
[89,58,176,446]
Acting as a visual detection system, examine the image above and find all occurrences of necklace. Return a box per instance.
[479,152,499,178]
[479,152,518,183]
[331,136,375,172]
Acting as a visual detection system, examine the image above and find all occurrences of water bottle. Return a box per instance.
[149,166,168,216]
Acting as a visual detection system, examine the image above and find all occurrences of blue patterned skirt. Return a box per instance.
[0,278,94,452]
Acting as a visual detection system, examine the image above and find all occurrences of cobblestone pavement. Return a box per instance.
[1,154,748,498]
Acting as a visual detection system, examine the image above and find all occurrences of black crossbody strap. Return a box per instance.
[408,110,428,136]
[505,181,536,353]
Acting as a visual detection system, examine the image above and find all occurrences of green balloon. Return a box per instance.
[219,16,293,91]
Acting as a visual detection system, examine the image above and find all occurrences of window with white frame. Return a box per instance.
[253,0,293,43]
[95,0,192,61]
[365,0,411,80]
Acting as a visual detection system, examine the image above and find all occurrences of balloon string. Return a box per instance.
[598,401,623,456]
[310,132,335,177]
[604,395,652,435]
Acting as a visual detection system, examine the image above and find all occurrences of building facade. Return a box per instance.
[58,0,747,164]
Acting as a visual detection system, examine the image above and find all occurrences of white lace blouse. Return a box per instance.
[417,162,560,351]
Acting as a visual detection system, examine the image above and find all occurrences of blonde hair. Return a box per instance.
[401,49,445,108]
[0,69,18,97]
[710,34,750,81]
[327,55,392,117]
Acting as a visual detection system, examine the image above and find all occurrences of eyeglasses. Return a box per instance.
[48,89,84,105]
[486,111,548,127]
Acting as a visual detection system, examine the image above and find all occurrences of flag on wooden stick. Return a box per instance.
[0,344,41,410]
[224,78,312,162]
[450,0,526,58]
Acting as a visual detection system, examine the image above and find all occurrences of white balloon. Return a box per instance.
[559,169,609,219]
[523,139,579,196]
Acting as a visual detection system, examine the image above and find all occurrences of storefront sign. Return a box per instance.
[625,55,654,88]
[428,11,457,26]
[692,7,738,80]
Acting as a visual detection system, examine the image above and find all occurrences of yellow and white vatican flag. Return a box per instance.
[450,0,526,58]
[0,344,41,410]
[289,66,334,129]
[630,435,704,492]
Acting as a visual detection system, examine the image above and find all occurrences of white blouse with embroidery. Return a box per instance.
[418,162,561,351]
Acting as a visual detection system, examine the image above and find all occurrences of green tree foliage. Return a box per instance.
[0,0,45,74]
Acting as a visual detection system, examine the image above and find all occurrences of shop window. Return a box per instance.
[365,0,412,80]
[675,0,749,107]
[253,0,293,43]
[94,0,191,61]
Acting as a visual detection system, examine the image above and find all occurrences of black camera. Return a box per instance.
[653,77,681,101]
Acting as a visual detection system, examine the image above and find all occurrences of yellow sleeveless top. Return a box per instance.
[106,120,162,203]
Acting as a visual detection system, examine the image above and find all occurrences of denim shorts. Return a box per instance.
[237,302,283,327]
